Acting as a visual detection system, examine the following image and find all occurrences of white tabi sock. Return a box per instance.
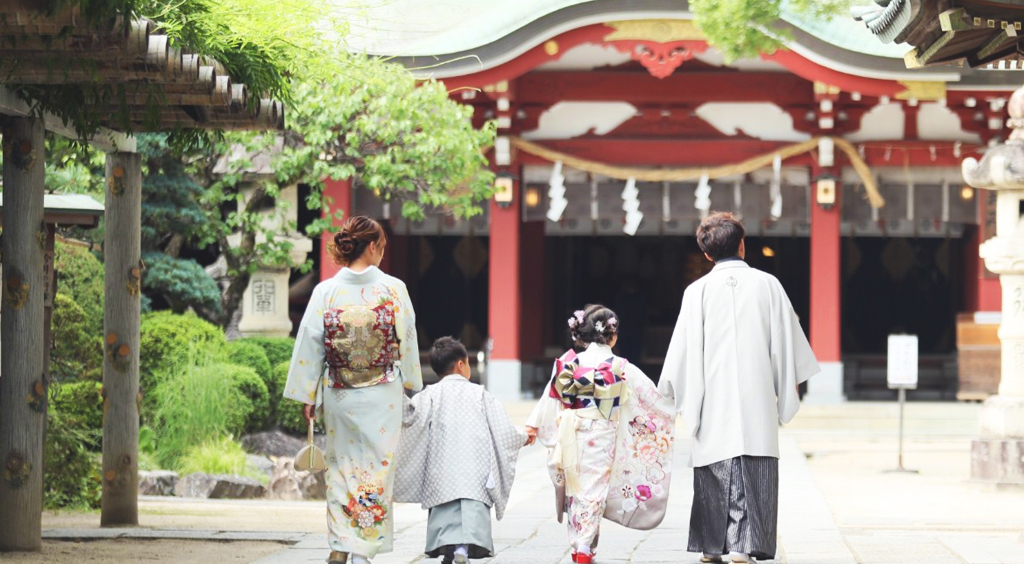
[577,544,592,556]
[454,545,468,557]
[351,555,371,564]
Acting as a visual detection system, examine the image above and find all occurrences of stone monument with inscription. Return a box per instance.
[232,183,312,338]
[961,84,1024,484]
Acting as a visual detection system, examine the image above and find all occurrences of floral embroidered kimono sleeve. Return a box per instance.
[284,283,327,406]
[392,282,423,392]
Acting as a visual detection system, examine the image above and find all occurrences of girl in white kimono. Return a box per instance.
[526,305,675,564]
[284,216,423,564]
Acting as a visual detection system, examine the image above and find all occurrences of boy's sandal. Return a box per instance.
[700,556,723,563]
[327,551,348,564]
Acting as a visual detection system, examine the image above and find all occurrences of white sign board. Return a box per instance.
[887,334,919,389]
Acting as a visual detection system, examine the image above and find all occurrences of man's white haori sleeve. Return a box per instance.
[769,282,821,424]
[658,285,705,437]
[283,283,326,406]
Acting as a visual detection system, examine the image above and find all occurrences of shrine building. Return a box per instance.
[309,1,1022,402]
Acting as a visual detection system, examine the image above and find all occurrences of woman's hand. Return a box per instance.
[524,426,538,446]
[303,403,316,423]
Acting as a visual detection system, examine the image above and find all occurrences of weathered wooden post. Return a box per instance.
[962,84,1024,485]
[0,117,47,551]
[100,152,142,526]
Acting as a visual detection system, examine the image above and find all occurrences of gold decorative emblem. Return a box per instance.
[895,80,946,101]
[604,19,705,43]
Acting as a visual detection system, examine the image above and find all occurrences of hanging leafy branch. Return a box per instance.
[689,0,850,62]
[199,54,497,328]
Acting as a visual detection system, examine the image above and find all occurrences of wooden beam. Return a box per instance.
[0,87,136,152]
[100,152,142,527]
[515,71,816,106]
[0,116,47,552]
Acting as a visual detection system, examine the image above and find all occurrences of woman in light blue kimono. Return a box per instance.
[284,215,423,564]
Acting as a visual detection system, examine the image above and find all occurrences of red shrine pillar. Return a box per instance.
[320,178,352,281]
[807,166,845,402]
[487,166,524,400]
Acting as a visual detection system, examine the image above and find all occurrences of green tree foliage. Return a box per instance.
[139,311,226,393]
[54,242,105,334]
[50,293,104,381]
[137,133,224,318]
[690,0,849,61]
[50,379,104,433]
[202,55,496,327]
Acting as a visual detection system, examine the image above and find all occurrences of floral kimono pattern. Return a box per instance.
[284,266,423,558]
[528,344,675,553]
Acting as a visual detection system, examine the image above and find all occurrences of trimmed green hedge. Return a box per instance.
[44,409,101,509]
[238,336,295,368]
[53,243,104,335]
[140,311,226,393]
[51,293,103,382]
[224,340,271,383]
[51,380,104,434]
[272,361,306,434]
[221,363,270,436]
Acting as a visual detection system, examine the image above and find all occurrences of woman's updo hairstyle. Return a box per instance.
[567,304,619,350]
[329,215,387,266]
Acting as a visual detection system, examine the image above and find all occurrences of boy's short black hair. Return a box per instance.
[429,336,469,376]
[696,212,745,261]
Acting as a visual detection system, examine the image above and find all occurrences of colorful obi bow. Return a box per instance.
[549,350,626,420]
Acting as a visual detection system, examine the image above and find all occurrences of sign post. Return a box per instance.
[886,334,919,474]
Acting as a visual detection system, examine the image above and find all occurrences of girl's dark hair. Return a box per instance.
[429,336,469,376]
[329,215,387,266]
[568,304,619,349]
[696,211,745,261]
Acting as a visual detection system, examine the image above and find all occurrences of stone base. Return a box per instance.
[803,361,845,404]
[971,439,1024,484]
[486,359,523,401]
[978,395,1024,439]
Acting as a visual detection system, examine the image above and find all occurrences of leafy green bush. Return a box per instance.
[50,293,104,382]
[239,336,295,368]
[178,436,267,484]
[224,340,271,383]
[149,357,232,469]
[44,409,101,509]
[140,311,226,393]
[272,361,306,435]
[51,380,103,434]
[222,364,270,435]
[54,242,105,334]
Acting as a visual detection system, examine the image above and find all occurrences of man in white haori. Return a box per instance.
[658,212,820,564]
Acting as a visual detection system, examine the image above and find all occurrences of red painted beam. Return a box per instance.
[515,70,815,105]
[439,25,612,91]
[761,49,903,97]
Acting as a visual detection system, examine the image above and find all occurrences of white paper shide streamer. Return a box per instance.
[694,173,711,219]
[547,161,567,222]
[622,177,642,236]
[769,154,783,220]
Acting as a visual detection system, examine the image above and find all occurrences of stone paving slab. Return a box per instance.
[41,527,303,543]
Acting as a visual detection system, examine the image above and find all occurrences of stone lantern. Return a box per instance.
[961,85,1024,484]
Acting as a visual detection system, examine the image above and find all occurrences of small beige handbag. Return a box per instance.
[294,418,326,473]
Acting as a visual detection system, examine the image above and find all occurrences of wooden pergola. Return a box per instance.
[0,3,285,552]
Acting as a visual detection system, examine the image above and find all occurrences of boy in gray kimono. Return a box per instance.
[394,337,530,564]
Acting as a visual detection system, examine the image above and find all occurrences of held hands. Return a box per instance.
[524,426,538,446]
[303,403,316,423]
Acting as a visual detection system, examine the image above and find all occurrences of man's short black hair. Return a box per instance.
[696,212,745,261]
[429,336,469,376]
